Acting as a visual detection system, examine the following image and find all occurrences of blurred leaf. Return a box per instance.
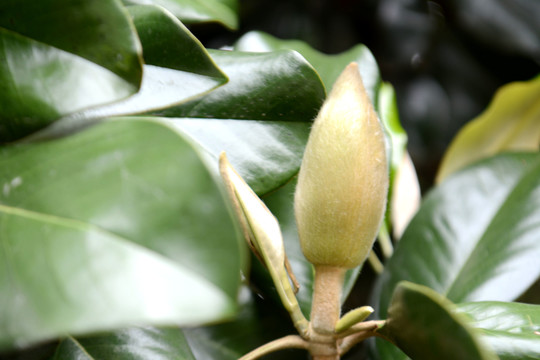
[53,327,196,360]
[447,0,540,58]
[0,119,242,350]
[122,0,238,29]
[372,152,540,359]
[381,282,498,360]
[377,83,417,240]
[456,301,540,360]
[0,0,142,142]
[152,49,326,195]
[437,75,540,183]
[51,5,227,124]
[234,31,381,99]
[390,152,421,239]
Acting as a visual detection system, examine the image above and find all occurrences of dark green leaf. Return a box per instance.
[0,119,242,350]
[53,327,196,360]
[153,49,325,123]
[372,152,540,359]
[123,0,238,29]
[456,301,540,360]
[128,5,224,78]
[0,0,143,142]
[150,49,326,195]
[234,31,381,98]
[381,281,498,360]
[47,5,227,125]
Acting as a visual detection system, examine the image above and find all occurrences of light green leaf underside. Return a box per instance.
[456,301,540,360]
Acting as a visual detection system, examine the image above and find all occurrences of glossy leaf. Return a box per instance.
[456,301,540,360]
[122,0,238,29]
[437,75,540,183]
[50,5,227,125]
[234,31,381,98]
[0,119,242,350]
[372,152,540,359]
[153,49,324,122]
[152,49,326,195]
[382,281,498,360]
[0,0,142,142]
[129,5,224,78]
[53,327,196,360]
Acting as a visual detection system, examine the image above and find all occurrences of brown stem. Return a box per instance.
[310,265,346,334]
[308,265,346,360]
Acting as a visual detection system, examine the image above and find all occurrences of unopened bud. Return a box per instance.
[294,63,388,269]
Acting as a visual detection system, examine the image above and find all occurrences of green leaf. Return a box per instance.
[123,0,238,29]
[372,152,540,359]
[0,119,242,350]
[47,5,227,126]
[381,282,498,360]
[234,31,381,98]
[128,5,224,78]
[153,49,325,123]
[456,301,540,360]
[437,75,540,183]
[53,327,196,360]
[151,49,326,195]
[0,0,143,142]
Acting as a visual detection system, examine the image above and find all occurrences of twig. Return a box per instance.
[238,335,308,360]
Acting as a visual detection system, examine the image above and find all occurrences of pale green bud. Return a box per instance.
[294,63,389,269]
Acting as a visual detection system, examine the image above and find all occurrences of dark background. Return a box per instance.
[196,0,540,190]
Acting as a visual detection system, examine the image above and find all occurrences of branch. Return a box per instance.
[239,335,309,360]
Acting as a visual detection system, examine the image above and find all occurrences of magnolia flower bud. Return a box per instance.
[294,63,388,269]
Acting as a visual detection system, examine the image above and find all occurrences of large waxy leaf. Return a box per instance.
[51,287,303,360]
[456,301,540,360]
[150,49,326,195]
[48,5,227,126]
[234,31,381,98]
[381,282,498,360]
[153,49,325,122]
[0,119,242,350]
[0,0,143,142]
[437,75,540,183]
[53,327,196,360]
[123,0,238,29]
[372,152,540,359]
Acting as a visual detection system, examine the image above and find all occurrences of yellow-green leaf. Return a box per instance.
[437,75,540,183]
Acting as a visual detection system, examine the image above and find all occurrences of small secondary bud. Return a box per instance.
[294,63,388,269]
